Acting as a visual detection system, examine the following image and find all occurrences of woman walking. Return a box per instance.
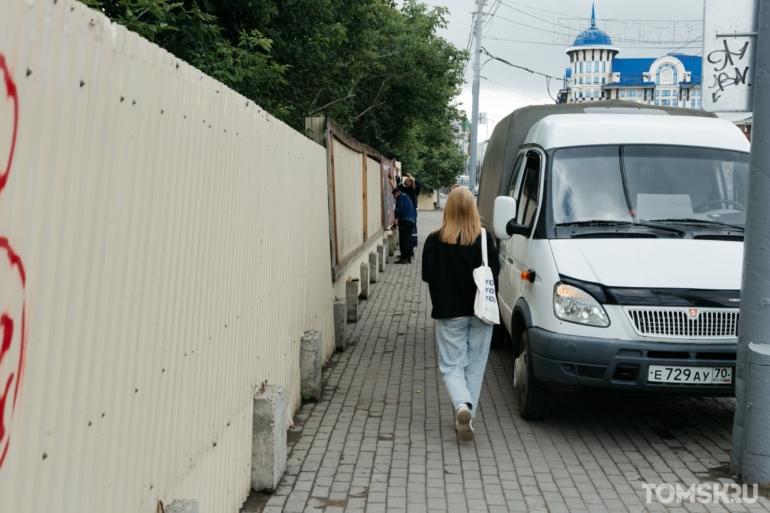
[422,187,500,442]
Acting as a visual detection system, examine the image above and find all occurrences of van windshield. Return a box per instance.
[551,145,750,229]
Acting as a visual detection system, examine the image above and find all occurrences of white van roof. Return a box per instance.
[525,114,750,153]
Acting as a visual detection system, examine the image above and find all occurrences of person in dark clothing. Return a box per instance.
[421,187,500,442]
[398,174,422,257]
[393,188,416,264]
[398,173,422,209]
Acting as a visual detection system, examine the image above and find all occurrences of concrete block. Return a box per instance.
[333,299,347,351]
[359,263,370,299]
[369,252,379,283]
[300,330,323,400]
[376,245,385,272]
[346,279,359,322]
[165,501,199,513]
[252,385,287,492]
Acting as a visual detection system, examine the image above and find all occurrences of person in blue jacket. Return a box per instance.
[393,187,417,264]
[398,174,422,257]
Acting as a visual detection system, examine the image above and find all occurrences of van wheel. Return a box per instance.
[513,330,551,421]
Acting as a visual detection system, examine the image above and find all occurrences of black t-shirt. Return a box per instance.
[421,230,500,319]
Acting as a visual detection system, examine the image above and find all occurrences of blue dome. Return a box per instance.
[572,3,613,47]
[573,27,613,47]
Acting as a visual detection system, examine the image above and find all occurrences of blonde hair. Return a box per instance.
[433,188,482,245]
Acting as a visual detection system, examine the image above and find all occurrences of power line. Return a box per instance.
[486,36,703,51]
[500,1,702,23]
[481,47,562,81]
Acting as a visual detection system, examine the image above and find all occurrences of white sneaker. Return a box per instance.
[455,403,474,442]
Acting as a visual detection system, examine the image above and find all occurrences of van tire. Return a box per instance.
[516,330,551,421]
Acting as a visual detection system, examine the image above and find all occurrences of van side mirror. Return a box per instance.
[506,220,531,236]
[493,196,517,240]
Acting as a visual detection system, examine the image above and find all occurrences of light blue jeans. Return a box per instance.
[435,316,494,418]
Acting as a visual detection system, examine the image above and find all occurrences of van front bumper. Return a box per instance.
[527,327,736,395]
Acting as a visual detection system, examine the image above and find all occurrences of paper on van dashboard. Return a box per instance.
[636,194,693,220]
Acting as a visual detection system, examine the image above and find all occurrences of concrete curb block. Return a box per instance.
[369,252,379,283]
[359,263,370,299]
[377,244,385,272]
[333,299,346,351]
[252,385,287,492]
[300,330,323,400]
[346,279,359,322]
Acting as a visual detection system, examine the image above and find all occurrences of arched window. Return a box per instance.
[656,64,678,85]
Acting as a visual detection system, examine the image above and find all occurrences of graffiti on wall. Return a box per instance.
[0,53,26,471]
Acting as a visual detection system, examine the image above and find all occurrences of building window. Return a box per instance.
[602,61,606,73]
[628,91,636,97]
[691,100,695,108]
[580,62,584,73]
[594,77,599,84]
[662,90,670,97]
[602,77,606,84]
[697,99,702,108]
[655,99,659,105]
[662,99,669,106]
[620,90,625,97]
[579,78,584,84]
[594,62,600,72]
[579,92,584,98]
[656,89,660,97]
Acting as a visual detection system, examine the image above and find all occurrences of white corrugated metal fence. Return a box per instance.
[0,1,335,511]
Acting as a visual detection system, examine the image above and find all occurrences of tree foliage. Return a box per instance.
[83,0,467,189]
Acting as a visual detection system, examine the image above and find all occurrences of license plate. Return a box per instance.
[648,365,733,384]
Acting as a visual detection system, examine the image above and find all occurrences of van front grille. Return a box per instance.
[625,307,739,339]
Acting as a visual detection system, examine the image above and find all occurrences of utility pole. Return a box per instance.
[733,0,770,484]
[469,0,484,195]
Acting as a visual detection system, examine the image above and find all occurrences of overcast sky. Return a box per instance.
[410,0,705,138]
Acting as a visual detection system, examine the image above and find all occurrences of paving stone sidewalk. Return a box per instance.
[242,210,770,513]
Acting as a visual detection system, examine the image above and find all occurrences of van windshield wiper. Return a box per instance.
[649,218,745,231]
[556,220,685,236]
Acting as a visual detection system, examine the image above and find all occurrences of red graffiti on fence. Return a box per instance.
[0,53,26,472]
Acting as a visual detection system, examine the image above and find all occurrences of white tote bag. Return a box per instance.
[473,229,500,325]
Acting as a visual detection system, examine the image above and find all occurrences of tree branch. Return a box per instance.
[310,75,366,114]
[356,76,391,120]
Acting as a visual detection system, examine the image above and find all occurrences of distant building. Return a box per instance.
[558,4,702,109]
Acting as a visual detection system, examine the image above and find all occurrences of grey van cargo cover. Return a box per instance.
[476,101,717,231]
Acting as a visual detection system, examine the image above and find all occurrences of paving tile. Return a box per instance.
[239,211,770,513]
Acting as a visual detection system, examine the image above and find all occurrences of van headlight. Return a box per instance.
[553,283,610,327]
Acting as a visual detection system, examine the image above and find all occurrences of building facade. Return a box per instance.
[558,6,702,108]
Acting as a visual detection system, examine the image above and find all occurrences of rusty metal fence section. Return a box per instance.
[305,117,389,286]
[0,1,335,512]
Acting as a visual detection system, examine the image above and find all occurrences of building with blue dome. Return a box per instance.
[558,4,703,108]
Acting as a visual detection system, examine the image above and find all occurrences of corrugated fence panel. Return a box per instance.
[367,157,382,239]
[332,136,364,262]
[0,1,335,512]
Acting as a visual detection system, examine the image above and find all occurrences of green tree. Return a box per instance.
[82,0,467,188]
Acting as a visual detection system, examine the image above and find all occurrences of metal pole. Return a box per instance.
[733,0,770,483]
[469,0,484,195]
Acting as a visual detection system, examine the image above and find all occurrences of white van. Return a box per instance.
[478,104,749,420]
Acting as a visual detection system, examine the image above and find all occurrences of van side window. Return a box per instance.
[508,154,525,197]
[517,152,541,226]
